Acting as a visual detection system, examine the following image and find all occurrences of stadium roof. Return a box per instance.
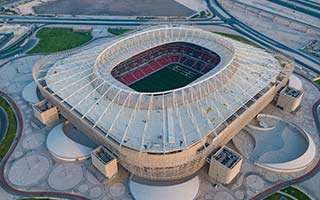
[38,25,283,153]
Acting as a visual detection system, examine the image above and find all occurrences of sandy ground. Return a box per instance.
[222,1,319,50]
[0,24,28,35]
[0,25,319,199]
[17,0,50,15]
[280,0,319,13]
[233,0,319,26]
[33,0,195,16]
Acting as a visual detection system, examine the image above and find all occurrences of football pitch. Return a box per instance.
[129,64,202,93]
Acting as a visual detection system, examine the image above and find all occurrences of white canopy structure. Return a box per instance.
[46,123,94,161]
[33,25,290,180]
[129,176,199,200]
[37,26,282,153]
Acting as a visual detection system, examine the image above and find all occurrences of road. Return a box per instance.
[1,1,318,74]
[290,0,320,8]
[0,90,91,200]
[251,98,320,200]
[0,15,224,26]
[0,37,37,59]
[0,107,8,144]
[205,0,320,199]
[206,0,320,75]
[0,25,38,59]
[227,0,320,32]
[289,0,320,10]
[0,1,319,199]
[267,0,320,18]
[0,33,13,49]
[0,14,223,22]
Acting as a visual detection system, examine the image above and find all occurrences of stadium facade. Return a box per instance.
[33,25,294,180]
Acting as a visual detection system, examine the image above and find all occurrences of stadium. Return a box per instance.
[32,25,294,181]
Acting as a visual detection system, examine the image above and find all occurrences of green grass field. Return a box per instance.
[281,187,311,200]
[108,28,133,36]
[315,79,320,85]
[264,192,294,200]
[28,28,92,54]
[129,64,201,93]
[0,96,17,159]
[214,32,261,48]
[264,186,310,200]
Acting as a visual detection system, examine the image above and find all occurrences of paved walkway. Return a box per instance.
[0,17,319,199]
[250,98,320,199]
[0,90,91,200]
[22,81,39,104]
[0,49,132,200]
[206,0,320,198]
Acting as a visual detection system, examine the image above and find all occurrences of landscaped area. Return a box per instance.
[264,192,294,200]
[214,32,260,47]
[0,96,17,159]
[107,28,133,36]
[190,10,211,19]
[281,186,311,200]
[264,186,311,200]
[315,79,320,85]
[28,28,92,54]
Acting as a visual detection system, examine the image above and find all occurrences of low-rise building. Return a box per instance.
[208,147,242,184]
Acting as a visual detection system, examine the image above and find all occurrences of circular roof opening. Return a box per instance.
[110,42,221,93]
[93,26,235,95]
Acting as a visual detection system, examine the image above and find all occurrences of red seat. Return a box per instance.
[122,74,136,85]
[149,62,161,70]
[171,56,180,62]
[132,70,144,79]
[141,66,153,74]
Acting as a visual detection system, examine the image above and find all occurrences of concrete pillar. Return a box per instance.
[258,11,262,18]
[288,21,292,28]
